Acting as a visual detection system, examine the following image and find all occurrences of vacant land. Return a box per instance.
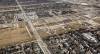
[0,27,34,47]
[93,17,100,24]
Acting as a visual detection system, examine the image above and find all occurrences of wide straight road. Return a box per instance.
[15,0,51,54]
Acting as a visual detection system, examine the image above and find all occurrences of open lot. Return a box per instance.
[0,27,35,47]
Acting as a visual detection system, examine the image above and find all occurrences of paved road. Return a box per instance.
[85,20,100,26]
[15,0,51,54]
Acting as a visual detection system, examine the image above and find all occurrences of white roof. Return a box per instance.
[82,33,97,43]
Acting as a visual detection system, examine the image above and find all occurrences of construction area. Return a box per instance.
[0,0,100,54]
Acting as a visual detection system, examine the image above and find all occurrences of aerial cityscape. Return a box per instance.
[0,0,100,54]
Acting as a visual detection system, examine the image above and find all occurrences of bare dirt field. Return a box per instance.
[0,27,35,47]
[93,17,100,24]
[0,17,95,47]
